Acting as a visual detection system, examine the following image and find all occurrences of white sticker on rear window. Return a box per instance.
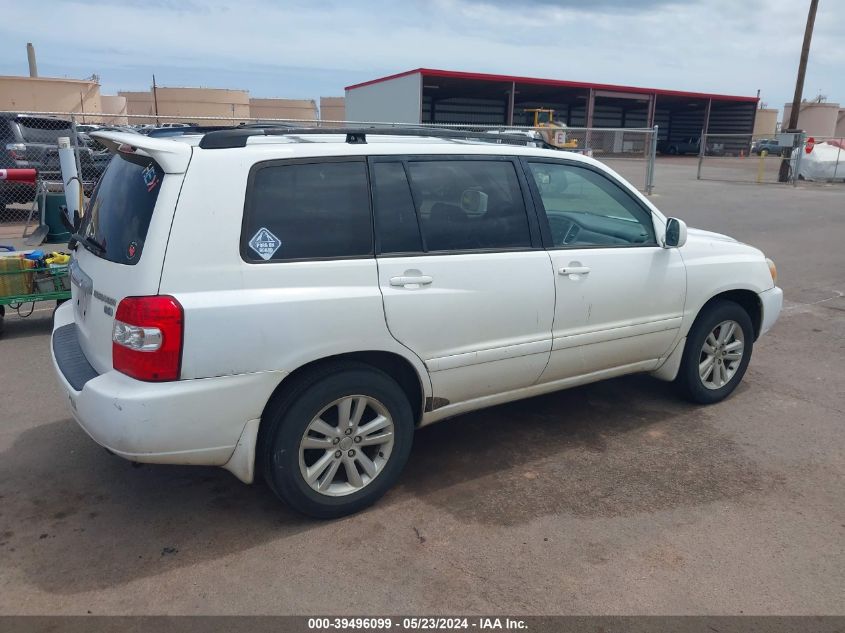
[248,227,282,260]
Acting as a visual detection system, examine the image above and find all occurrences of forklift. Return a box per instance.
[524,108,579,149]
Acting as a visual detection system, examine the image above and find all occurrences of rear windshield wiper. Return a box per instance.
[72,232,106,256]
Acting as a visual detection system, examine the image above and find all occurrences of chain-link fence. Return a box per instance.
[696,132,845,185]
[1,111,659,242]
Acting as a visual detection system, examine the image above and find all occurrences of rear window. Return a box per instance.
[80,154,164,265]
[241,160,372,261]
[14,116,74,144]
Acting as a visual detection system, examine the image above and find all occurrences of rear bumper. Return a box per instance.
[50,303,285,475]
[759,286,783,337]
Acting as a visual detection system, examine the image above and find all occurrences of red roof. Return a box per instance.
[345,68,758,103]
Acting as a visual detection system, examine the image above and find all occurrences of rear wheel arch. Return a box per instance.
[259,351,426,434]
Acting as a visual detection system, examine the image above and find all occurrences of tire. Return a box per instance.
[675,300,754,404]
[258,361,414,519]
[668,146,678,155]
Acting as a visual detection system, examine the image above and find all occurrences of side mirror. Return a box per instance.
[663,217,687,248]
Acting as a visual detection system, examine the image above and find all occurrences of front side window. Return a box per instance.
[405,160,531,252]
[242,160,372,261]
[528,162,656,247]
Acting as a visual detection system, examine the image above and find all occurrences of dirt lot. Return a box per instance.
[0,161,843,615]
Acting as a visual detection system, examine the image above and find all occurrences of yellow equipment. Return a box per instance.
[525,108,579,149]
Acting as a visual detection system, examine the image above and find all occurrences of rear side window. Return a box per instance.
[405,160,531,252]
[81,154,164,265]
[242,160,372,261]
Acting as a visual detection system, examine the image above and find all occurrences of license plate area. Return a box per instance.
[69,259,93,322]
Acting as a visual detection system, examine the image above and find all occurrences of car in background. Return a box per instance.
[658,137,701,155]
[145,123,297,139]
[657,136,725,157]
[752,139,792,156]
[0,113,110,211]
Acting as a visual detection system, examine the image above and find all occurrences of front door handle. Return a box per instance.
[558,266,591,276]
[390,275,433,287]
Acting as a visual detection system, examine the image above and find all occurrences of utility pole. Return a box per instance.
[152,74,160,126]
[780,0,819,181]
[788,0,819,130]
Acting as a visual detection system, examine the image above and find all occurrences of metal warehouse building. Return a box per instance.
[345,68,759,142]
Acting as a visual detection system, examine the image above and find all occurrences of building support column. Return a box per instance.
[585,88,595,128]
[702,98,712,139]
[506,82,515,126]
[647,94,656,128]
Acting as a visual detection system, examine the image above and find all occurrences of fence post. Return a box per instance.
[69,114,84,193]
[792,132,805,186]
[646,125,658,195]
[696,128,705,180]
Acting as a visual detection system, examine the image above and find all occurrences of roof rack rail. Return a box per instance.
[197,126,553,150]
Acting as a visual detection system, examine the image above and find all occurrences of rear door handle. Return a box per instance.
[390,275,433,287]
[558,266,591,276]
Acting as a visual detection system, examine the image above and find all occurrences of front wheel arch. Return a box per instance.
[694,289,762,340]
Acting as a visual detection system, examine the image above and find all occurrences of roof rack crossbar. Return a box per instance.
[197,126,553,150]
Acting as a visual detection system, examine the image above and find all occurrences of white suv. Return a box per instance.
[51,127,782,518]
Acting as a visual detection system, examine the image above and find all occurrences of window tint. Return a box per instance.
[371,162,423,254]
[406,160,531,252]
[81,154,163,265]
[243,161,372,261]
[528,162,656,247]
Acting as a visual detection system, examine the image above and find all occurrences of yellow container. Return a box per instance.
[0,256,36,297]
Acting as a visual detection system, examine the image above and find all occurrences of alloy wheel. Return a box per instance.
[298,395,395,497]
[698,319,745,390]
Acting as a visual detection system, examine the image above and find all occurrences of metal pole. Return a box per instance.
[152,74,160,126]
[69,114,83,191]
[833,140,842,182]
[506,82,515,127]
[585,88,595,151]
[792,132,805,186]
[697,127,705,180]
[646,125,658,195]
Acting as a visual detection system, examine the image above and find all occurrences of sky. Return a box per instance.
[0,0,843,116]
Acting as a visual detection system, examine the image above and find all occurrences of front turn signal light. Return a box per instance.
[766,258,777,285]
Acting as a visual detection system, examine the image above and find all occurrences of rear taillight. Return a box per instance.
[112,296,183,382]
[6,143,26,160]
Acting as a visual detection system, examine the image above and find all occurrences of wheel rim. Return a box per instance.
[298,395,395,497]
[698,319,745,390]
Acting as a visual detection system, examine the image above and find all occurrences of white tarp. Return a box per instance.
[791,140,845,181]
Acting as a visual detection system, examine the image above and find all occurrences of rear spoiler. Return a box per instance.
[90,131,192,174]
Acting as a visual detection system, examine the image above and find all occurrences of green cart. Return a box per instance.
[0,251,70,336]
